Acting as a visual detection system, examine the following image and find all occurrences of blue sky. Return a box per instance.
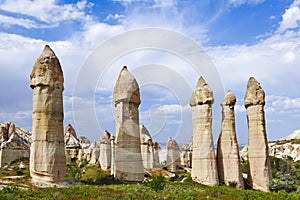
[0,0,299,145]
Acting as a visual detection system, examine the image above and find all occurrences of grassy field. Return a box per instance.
[0,159,300,199]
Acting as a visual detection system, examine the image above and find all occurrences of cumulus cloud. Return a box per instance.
[0,0,93,28]
[278,1,300,32]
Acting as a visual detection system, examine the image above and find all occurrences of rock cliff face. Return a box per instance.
[30,45,66,183]
[244,77,272,192]
[113,66,144,182]
[190,77,219,186]
[217,90,244,189]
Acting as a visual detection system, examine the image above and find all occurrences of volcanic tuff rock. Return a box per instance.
[0,122,31,167]
[190,76,218,186]
[217,90,244,189]
[30,45,66,183]
[244,77,272,192]
[140,124,154,169]
[113,66,144,182]
[166,137,180,172]
[99,130,111,170]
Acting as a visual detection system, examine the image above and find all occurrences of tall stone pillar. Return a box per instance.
[99,130,111,170]
[190,76,218,186]
[29,45,66,183]
[110,135,115,175]
[166,137,180,172]
[217,90,244,189]
[113,66,144,182]
[245,77,272,192]
[140,124,154,169]
[153,142,160,168]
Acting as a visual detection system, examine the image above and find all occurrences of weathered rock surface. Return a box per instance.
[180,144,188,167]
[153,142,160,168]
[110,135,115,175]
[190,77,218,186]
[217,90,244,189]
[0,123,31,167]
[166,137,180,172]
[140,124,154,169]
[99,130,111,170]
[90,142,100,164]
[113,66,144,182]
[30,45,66,183]
[64,124,80,163]
[244,77,272,192]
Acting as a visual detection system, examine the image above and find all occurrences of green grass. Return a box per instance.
[1,159,300,199]
[1,181,300,200]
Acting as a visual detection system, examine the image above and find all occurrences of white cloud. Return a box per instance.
[227,0,265,7]
[278,5,300,33]
[0,0,93,28]
[266,95,300,116]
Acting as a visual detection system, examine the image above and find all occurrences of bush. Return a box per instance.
[144,173,166,192]
[269,173,296,192]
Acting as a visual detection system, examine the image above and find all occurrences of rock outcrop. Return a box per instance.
[140,124,154,169]
[217,90,244,189]
[29,45,66,183]
[113,66,144,182]
[0,122,30,167]
[180,144,188,167]
[166,137,180,172]
[99,130,111,170]
[244,77,272,192]
[90,142,100,164]
[64,124,80,163]
[190,76,219,186]
[153,142,160,168]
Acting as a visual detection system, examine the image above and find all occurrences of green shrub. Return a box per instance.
[269,173,296,192]
[228,181,237,188]
[144,173,166,192]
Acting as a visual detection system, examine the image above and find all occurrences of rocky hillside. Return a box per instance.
[240,129,300,162]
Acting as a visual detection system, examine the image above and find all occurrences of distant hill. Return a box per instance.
[281,129,300,141]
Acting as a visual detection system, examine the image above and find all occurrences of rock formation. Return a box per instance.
[29,45,66,183]
[180,144,188,167]
[244,77,272,192]
[90,142,100,164]
[190,76,218,186]
[110,135,115,175]
[166,137,180,172]
[99,130,111,170]
[153,142,160,168]
[64,124,80,163]
[140,124,154,169]
[217,90,244,189]
[0,122,30,167]
[113,66,144,182]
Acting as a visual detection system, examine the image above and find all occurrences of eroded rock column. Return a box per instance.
[140,124,154,169]
[166,137,180,172]
[30,45,66,183]
[153,142,160,168]
[217,90,244,189]
[245,77,272,192]
[99,130,111,170]
[190,76,218,186]
[113,66,144,182]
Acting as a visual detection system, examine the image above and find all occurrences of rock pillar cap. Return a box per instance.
[113,66,140,105]
[221,90,236,106]
[244,77,265,108]
[190,76,214,106]
[30,45,64,90]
